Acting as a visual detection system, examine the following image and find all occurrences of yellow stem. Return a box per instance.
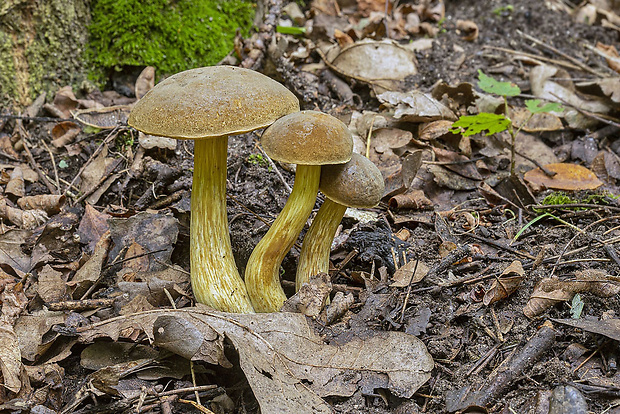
[295,198,347,291]
[191,137,254,313]
[245,164,321,312]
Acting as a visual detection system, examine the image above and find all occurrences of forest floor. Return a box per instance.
[1,0,620,413]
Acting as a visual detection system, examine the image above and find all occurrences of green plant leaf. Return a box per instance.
[525,99,563,114]
[450,113,511,136]
[477,70,521,96]
[276,26,306,35]
[570,294,584,319]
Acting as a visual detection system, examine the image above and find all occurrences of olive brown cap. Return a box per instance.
[261,110,353,165]
[320,153,384,208]
[128,66,300,139]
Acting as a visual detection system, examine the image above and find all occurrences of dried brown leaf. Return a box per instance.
[524,163,603,191]
[483,260,524,306]
[78,309,433,411]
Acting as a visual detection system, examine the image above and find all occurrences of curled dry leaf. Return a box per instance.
[0,283,30,394]
[510,107,563,132]
[72,105,131,129]
[5,166,25,198]
[50,121,80,148]
[77,308,434,412]
[594,42,620,73]
[0,197,48,229]
[134,66,155,100]
[281,272,332,318]
[523,163,603,191]
[377,91,457,122]
[524,270,620,318]
[483,260,524,306]
[383,151,423,198]
[456,19,479,41]
[17,194,65,215]
[388,189,433,210]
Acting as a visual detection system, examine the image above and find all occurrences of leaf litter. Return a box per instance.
[0,0,620,412]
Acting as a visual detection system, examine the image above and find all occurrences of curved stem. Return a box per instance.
[191,137,254,313]
[245,164,321,312]
[295,198,347,291]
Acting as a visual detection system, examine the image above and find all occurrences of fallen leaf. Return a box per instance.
[523,270,620,318]
[78,308,434,411]
[72,105,131,129]
[456,19,478,41]
[391,260,430,287]
[134,66,155,100]
[331,40,418,89]
[523,163,603,191]
[388,189,433,210]
[78,204,111,254]
[483,260,524,306]
[377,91,457,122]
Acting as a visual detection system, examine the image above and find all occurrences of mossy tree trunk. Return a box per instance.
[1,0,90,108]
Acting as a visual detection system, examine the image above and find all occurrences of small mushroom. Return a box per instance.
[296,153,384,291]
[128,66,299,313]
[245,110,353,312]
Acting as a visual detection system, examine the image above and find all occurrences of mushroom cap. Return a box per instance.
[261,110,353,165]
[320,153,385,208]
[128,66,300,139]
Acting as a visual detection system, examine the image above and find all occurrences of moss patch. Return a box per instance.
[87,0,255,76]
[0,0,91,107]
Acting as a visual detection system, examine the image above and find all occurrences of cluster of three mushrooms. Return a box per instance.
[128,66,384,314]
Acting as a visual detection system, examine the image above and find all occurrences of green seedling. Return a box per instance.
[493,5,514,17]
[570,294,584,319]
[58,159,69,169]
[451,70,562,176]
[248,153,272,171]
[276,26,306,35]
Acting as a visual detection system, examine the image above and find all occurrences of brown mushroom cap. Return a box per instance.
[320,153,385,208]
[261,110,353,165]
[128,66,300,139]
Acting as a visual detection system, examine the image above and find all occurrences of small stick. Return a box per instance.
[256,144,292,194]
[41,140,61,194]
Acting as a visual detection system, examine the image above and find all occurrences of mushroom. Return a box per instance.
[295,153,384,291]
[245,110,353,312]
[128,66,299,313]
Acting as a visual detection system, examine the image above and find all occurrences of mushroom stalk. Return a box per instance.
[295,198,347,291]
[245,164,321,312]
[191,137,254,313]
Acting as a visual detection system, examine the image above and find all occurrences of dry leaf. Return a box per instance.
[72,105,131,129]
[377,91,457,122]
[135,66,155,100]
[391,260,430,287]
[483,260,524,306]
[331,40,418,90]
[5,166,25,198]
[0,284,30,394]
[78,204,111,254]
[37,265,67,303]
[78,308,434,411]
[456,19,478,41]
[523,270,620,318]
[17,194,65,215]
[523,163,603,191]
[388,189,433,210]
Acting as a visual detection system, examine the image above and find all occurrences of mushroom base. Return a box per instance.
[191,136,254,313]
[295,198,347,291]
[245,164,321,312]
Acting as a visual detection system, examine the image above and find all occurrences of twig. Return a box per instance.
[256,144,292,194]
[483,45,583,72]
[517,30,608,77]
[41,140,61,194]
[19,130,58,194]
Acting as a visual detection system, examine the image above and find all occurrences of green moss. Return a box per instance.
[87,0,255,75]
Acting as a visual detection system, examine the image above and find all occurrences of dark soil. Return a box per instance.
[1,0,619,413]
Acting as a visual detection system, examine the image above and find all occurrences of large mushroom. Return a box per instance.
[245,110,353,312]
[296,153,384,290]
[128,66,299,313]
